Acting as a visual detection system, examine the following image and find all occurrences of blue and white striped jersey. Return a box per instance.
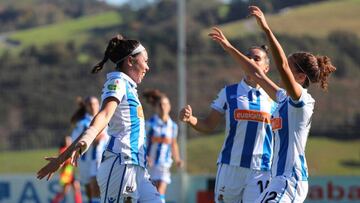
[101,72,147,168]
[211,79,277,171]
[271,88,314,181]
[146,114,178,168]
[71,114,98,162]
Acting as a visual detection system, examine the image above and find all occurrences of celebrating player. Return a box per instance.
[179,45,276,202]
[37,35,162,203]
[209,6,336,202]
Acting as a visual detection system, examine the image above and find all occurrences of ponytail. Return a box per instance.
[316,55,336,90]
[91,34,140,74]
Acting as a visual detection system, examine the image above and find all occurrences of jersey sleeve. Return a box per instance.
[288,87,310,107]
[276,88,288,103]
[210,87,227,114]
[101,78,126,103]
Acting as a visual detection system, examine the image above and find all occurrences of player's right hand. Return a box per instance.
[179,105,192,123]
[208,27,232,51]
[70,142,86,166]
[36,156,62,181]
[249,6,269,31]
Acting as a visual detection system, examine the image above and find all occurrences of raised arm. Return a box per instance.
[37,97,118,180]
[179,105,223,133]
[249,6,302,100]
[209,27,279,100]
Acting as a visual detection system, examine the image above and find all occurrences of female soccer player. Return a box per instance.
[143,89,183,203]
[37,35,162,203]
[209,6,336,202]
[70,96,107,203]
[179,45,276,202]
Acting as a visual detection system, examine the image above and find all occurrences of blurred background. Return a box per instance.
[0,0,359,202]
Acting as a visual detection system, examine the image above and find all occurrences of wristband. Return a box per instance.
[78,126,100,155]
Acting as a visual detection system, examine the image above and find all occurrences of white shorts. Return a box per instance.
[149,165,171,184]
[78,160,97,184]
[215,164,271,203]
[97,151,162,203]
[254,175,308,203]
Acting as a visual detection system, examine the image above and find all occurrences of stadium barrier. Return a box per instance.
[0,174,359,203]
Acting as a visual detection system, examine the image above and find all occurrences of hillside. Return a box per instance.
[216,0,360,39]
[6,11,123,49]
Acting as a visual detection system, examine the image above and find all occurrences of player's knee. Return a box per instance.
[123,196,133,203]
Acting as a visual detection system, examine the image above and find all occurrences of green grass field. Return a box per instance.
[186,135,360,176]
[7,11,123,48]
[206,0,360,39]
[1,136,359,176]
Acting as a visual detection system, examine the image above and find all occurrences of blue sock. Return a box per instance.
[160,194,165,203]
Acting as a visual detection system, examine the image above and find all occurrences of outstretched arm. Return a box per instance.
[37,97,118,180]
[179,105,223,133]
[209,27,279,100]
[249,6,302,100]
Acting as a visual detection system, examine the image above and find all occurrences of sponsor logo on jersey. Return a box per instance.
[151,136,173,144]
[271,117,282,130]
[137,106,144,118]
[234,109,271,123]
[107,84,119,91]
[126,186,134,193]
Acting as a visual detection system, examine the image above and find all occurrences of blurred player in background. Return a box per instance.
[70,96,108,203]
[52,135,82,203]
[143,89,183,203]
[37,34,162,203]
[180,44,276,202]
[209,6,336,202]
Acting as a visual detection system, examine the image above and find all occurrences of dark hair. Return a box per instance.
[70,96,94,124]
[290,52,336,90]
[249,45,270,64]
[92,34,140,74]
[142,89,166,107]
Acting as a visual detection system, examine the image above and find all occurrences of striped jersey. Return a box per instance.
[211,79,277,171]
[71,114,98,162]
[271,88,314,181]
[101,72,147,168]
[146,114,178,168]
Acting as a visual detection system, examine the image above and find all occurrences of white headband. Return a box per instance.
[115,44,145,65]
[131,44,145,55]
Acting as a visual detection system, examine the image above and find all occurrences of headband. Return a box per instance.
[115,44,145,65]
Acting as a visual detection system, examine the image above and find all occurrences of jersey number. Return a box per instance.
[260,191,277,203]
[257,180,270,193]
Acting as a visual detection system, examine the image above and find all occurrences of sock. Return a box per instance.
[74,191,82,203]
[160,194,166,203]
